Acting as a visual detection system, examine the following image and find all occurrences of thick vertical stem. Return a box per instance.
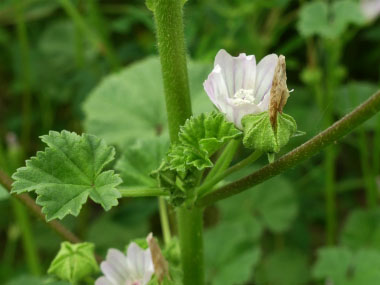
[152,0,192,142]
[177,206,205,285]
[323,40,340,245]
[151,1,204,284]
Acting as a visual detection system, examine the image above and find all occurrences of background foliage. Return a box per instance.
[0,0,379,284]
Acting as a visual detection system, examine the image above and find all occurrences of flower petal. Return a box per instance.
[255,54,278,102]
[126,243,154,284]
[100,249,129,284]
[226,99,262,129]
[203,64,229,113]
[214,49,256,95]
[95,276,114,285]
[361,0,380,21]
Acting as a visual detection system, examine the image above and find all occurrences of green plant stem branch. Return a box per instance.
[118,187,168,197]
[198,150,262,198]
[151,1,204,284]
[358,129,377,207]
[203,139,240,184]
[197,90,380,207]
[158,197,171,245]
[11,199,42,275]
[324,146,336,245]
[0,170,81,244]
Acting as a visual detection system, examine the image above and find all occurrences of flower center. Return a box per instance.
[230,89,255,106]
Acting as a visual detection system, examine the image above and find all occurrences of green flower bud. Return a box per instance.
[242,111,297,153]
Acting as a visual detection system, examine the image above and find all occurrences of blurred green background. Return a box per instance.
[0,0,380,284]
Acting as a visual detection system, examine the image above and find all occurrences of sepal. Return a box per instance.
[242,112,297,153]
[48,242,98,283]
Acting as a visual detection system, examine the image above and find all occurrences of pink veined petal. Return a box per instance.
[361,0,380,20]
[226,99,262,129]
[203,65,229,113]
[95,276,114,285]
[234,53,256,91]
[255,54,278,102]
[257,88,271,112]
[126,243,154,284]
[141,250,154,284]
[214,49,257,96]
[100,249,129,284]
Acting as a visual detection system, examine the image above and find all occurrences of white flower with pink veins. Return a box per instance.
[96,242,154,285]
[361,0,380,21]
[204,49,280,129]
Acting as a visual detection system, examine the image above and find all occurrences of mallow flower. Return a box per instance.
[204,49,297,154]
[360,0,380,21]
[203,49,282,129]
[95,241,154,285]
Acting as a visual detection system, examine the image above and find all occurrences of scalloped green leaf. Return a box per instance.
[83,57,213,147]
[297,0,365,39]
[116,136,170,187]
[341,209,380,251]
[48,242,98,283]
[11,131,122,221]
[168,112,242,171]
[255,249,310,285]
[313,247,380,285]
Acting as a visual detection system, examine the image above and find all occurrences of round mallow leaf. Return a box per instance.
[83,57,213,146]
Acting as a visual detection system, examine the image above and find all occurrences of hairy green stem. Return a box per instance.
[152,0,192,142]
[197,90,380,207]
[177,206,205,285]
[158,197,171,245]
[198,150,262,197]
[119,187,168,197]
[151,1,204,284]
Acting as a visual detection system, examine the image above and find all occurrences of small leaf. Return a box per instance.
[11,131,122,221]
[251,177,298,232]
[313,247,380,285]
[297,1,330,38]
[332,0,366,35]
[341,209,380,251]
[298,0,365,39]
[255,249,310,285]
[168,112,242,171]
[48,242,98,283]
[242,112,297,153]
